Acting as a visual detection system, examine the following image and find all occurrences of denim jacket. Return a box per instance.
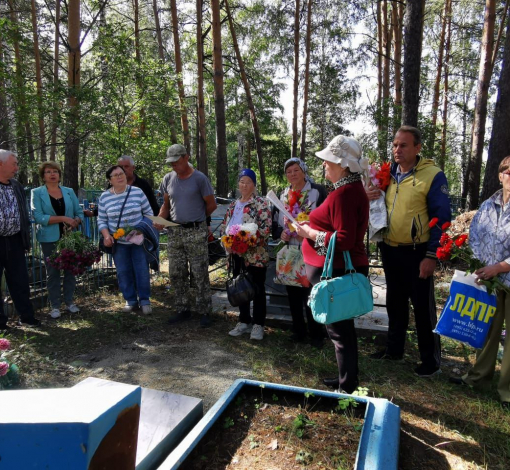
[220,194,272,267]
[470,189,510,288]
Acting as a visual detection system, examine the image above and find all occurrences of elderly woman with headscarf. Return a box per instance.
[220,169,272,340]
[294,136,370,394]
[272,158,328,348]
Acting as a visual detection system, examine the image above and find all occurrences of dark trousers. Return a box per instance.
[379,242,441,368]
[286,285,324,340]
[0,232,35,326]
[232,254,267,326]
[306,264,369,394]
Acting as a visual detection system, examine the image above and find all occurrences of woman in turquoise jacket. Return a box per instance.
[31,162,84,319]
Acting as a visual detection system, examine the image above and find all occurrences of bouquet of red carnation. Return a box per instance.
[367,161,391,241]
[431,218,509,294]
[369,161,391,191]
[221,223,260,257]
[47,231,102,276]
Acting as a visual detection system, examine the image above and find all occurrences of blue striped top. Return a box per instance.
[97,186,152,234]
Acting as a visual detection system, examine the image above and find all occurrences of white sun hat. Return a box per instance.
[315,135,369,174]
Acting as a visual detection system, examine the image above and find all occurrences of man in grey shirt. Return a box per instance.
[155,144,217,327]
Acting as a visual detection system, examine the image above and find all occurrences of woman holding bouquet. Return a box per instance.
[98,165,153,314]
[294,135,369,394]
[272,158,327,347]
[450,156,510,409]
[220,169,272,340]
[31,162,84,319]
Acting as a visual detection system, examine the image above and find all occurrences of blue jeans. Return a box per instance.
[41,242,76,309]
[112,243,151,306]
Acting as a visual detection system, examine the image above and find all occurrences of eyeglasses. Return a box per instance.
[501,170,510,176]
[44,170,59,175]
[110,172,125,178]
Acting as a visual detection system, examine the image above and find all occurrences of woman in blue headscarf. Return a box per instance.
[272,158,328,347]
[220,169,272,340]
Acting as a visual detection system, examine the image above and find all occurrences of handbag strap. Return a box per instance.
[321,232,336,279]
[320,231,356,278]
[115,186,132,230]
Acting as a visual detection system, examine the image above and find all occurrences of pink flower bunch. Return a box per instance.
[47,248,101,276]
[0,362,8,377]
[228,224,241,236]
[0,338,11,351]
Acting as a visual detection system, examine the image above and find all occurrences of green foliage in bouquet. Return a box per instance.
[0,338,21,390]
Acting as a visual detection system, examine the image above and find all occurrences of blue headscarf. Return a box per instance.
[239,168,256,185]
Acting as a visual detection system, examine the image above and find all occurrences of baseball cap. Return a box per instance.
[166,144,188,163]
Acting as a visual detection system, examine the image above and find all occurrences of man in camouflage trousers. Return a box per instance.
[155,145,217,327]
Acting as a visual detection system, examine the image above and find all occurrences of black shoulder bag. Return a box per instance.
[99,186,132,255]
[225,254,258,307]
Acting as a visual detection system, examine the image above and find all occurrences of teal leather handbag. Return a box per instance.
[308,232,373,324]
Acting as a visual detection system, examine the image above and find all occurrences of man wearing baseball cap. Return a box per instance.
[155,144,217,327]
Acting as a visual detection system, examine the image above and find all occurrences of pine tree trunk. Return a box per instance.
[466,0,496,209]
[481,13,510,202]
[211,0,228,197]
[291,0,300,159]
[0,32,10,148]
[196,0,208,175]
[30,0,47,162]
[429,0,448,155]
[299,0,312,161]
[152,0,178,144]
[9,0,36,185]
[381,0,391,146]
[170,0,191,151]
[50,0,60,161]
[402,0,425,127]
[439,0,452,170]
[392,1,403,112]
[224,0,267,194]
[63,0,81,191]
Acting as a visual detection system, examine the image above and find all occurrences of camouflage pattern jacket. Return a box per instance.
[220,194,272,267]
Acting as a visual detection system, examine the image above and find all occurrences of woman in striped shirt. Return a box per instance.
[98,165,153,314]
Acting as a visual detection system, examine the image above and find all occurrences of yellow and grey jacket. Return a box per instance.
[384,157,451,258]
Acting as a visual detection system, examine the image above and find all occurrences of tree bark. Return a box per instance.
[291,0,300,159]
[402,0,425,127]
[170,0,191,151]
[392,1,403,111]
[211,0,228,197]
[64,0,81,191]
[50,0,61,161]
[9,0,36,185]
[439,0,452,170]
[224,0,267,194]
[428,0,449,155]
[299,0,312,161]
[152,0,178,144]
[376,0,384,158]
[481,14,510,202]
[196,0,208,174]
[30,0,47,161]
[0,31,10,149]
[466,0,496,209]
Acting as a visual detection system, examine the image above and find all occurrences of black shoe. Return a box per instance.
[167,310,192,324]
[414,363,441,378]
[289,333,306,343]
[323,377,340,389]
[370,349,403,361]
[449,376,468,386]
[200,315,211,328]
[17,317,41,327]
[310,338,324,349]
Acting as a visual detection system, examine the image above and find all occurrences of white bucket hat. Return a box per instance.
[315,135,369,174]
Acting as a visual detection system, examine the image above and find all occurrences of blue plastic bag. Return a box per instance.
[434,270,497,349]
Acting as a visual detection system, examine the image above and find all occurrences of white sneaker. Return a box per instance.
[50,309,61,319]
[122,303,138,313]
[229,322,253,337]
[141,305,152,314]
[66,304,80,313]
[250,324,264,340]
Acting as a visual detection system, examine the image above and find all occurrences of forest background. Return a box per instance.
[1,0,510,210]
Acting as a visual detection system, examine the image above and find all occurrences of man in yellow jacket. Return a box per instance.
[368,126,451,377]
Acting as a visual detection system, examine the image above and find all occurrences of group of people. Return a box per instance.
[1,124,509,407]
